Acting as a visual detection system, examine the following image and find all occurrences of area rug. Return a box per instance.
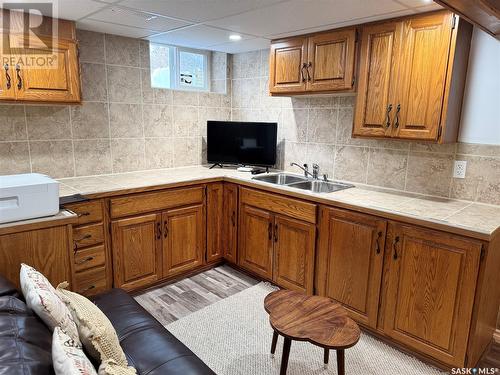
[166,282,446,375]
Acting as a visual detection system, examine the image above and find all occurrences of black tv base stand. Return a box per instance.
[209,163,223,169]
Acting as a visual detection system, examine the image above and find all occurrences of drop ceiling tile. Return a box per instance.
[11,0,107,21]
[206,0,406,37]
[147,25,253,49]
[89,6,190,32]
[119,0,286,22]
[77,19,155,38]
[210,37,270,53]
[395,0,436,8]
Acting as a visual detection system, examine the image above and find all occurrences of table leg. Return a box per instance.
[336,349,345,375]
[280,338,292,375]
[324,348,329,368]
[271,331,279,357]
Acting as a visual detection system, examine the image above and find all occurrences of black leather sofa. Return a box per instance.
[0,274,215,374]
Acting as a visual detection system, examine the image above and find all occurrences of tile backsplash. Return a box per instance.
[0,39,499,206]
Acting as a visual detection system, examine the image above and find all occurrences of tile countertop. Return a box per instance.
[56,165,500,241]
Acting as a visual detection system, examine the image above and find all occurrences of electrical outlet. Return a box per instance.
[453,160,467,179]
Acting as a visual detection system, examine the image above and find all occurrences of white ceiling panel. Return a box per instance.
[395,0,436,8]
[16,0,106,21]
[118,0,286,22]
[148,25,254,48]
[210,37,271,53]
[206,0,406,37]
[89,6,191,32]
[77,19,156,38]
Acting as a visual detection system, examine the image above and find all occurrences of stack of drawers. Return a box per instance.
[65,199,110,296]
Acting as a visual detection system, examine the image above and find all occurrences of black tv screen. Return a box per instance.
[207,121,277,167]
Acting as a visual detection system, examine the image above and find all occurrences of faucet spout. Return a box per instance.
[290,162,313,178]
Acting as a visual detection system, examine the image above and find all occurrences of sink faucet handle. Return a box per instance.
[303,163,309,170]
[312,164,320,179]
[323,174,328,181]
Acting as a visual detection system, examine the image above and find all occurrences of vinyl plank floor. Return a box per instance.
[134,265,259,325]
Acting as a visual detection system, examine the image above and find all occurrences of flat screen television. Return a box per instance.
[207,121,277,167]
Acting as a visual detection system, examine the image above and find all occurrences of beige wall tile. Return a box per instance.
[81,63,107,101]
[199,92,221,108]
[283,142,307,172]
[0,105,27,141]
[335,107,368,146]
[139,40,150,69]
[71,102,109,139]
[109,103,143,138]
[105,34,140,67]
[143,104,172,138]
[306,143,335,178]
[145,138,173,169]
[26,106,71,140]
[29,140,74,178]
[282,108,307,142]
[232,50,260,79]
[77,30,104,63]
[259,49,270,78]
[307,108,337,143]
[406,152,453,197]
[154,88,173,105]
[141,69,154,103]
[173,90,199,106]
[409,142,457,154]
[111,138,145,173]
[457,142,500,157]
[107,66,141,103]
[0,142,30,174]
[173,106,198,137]
[232,79,259,108]
[259,77,283,109]
[199,107,230,137]
[367,148,408,190]
[211,52,227,81]
[173,137,201,167]
[309,96,336,108]
[74,139,112,176]
[334,146,368,183]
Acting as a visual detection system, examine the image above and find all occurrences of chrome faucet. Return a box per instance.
[290,162,313,178]
[312,164,319,179]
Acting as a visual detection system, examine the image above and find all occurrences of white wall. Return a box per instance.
[458,27,500,145]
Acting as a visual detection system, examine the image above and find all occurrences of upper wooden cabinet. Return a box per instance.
[0,9,81,103]
[269,27,357,95]
[353,11,472,142]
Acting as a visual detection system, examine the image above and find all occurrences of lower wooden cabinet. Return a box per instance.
[380,223,482,367]
[317,206,386,328]
[222,183,238,264]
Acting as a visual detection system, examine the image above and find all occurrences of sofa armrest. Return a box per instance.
[0,274,20,298]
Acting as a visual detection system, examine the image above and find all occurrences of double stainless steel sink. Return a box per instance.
[252,173,353,193]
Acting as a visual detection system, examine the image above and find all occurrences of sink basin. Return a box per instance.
[252,173,306,185]
[287,180,353,193]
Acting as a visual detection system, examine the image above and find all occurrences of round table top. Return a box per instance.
[264,290,361,349]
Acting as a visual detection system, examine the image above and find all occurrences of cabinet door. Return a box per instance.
[10,35,80,102]
[353,21,402,137]
[163,204,205,278]
[207,183,224,263]
[111,213,162,291]
[394,11,454,140]
[306,28,356,92]
[238,205,274,279]
[318,207,386,328]
[273,215,315,294]
[222,183,238,264]
[269,36,307,94]
[381,223,481,367]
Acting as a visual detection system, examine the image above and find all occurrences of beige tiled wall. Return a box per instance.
[231,49,500,206]
[0,30,231,178]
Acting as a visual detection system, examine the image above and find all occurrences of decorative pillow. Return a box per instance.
[98,359,137,375]
[20,263,80,343]
[52,327,97,375]
[56,283,132,371]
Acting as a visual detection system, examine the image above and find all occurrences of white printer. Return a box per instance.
[0,173,59,224]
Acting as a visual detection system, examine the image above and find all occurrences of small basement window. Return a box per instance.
[150,43,210,92]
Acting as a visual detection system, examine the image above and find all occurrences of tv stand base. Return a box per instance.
[209,163,223,169]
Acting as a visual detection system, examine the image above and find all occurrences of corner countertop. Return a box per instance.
[55,165,500,241]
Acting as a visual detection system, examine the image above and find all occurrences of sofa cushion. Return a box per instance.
[92,289,215,375]
[52,326,97,375]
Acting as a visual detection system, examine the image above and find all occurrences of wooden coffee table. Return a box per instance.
[264,290,360,375]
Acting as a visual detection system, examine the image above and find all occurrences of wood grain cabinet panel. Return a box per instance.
[269,36,307,94]
[273,215,315,294]
[222,183,238,264]
[380,223,481,367]
[162,204,205,278]
[0,55,15,100]
[318,207,387,328]
[111,213,162,291]
[207,183,224,263]
[238,205,274,279]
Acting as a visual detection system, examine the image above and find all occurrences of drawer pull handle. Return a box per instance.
[4,64,11,89]
[74,234,91,242]
[306,62,312,81]
[375,231,382,254]
[77,211,90,217]
[393,104,401,128]
[80,285,95,293]
[274,224,278,243]
[300,63,307,82]
[392,236,400,260]
[156,222,162,239]
[15,64,22,90]
[385,104,393,128]
[75,256,94,265]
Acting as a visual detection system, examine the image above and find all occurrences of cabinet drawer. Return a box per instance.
[110,186,205,218]
[73,223,104,250]
[65,200,103,225]
[240,187,316,224]
[73,266,107,296]
[74,245,106,273]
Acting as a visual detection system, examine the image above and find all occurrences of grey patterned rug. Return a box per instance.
[166,282,446,375]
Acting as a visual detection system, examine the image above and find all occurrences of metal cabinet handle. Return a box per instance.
[274,224,278,243]
[4,64,11,89]
[375,231,382,254]
[300,63,307,82]
[15,64,22,90]
[393,104,401,128]
[75,256,94,265]
[306,62,312,81]
[392,236,400,260]
[77,211,90,218]
[156,222,162,239]
[385,104,393,128]
[268,222,272,241]
[164,222,168,238]
[81,285,95,293]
